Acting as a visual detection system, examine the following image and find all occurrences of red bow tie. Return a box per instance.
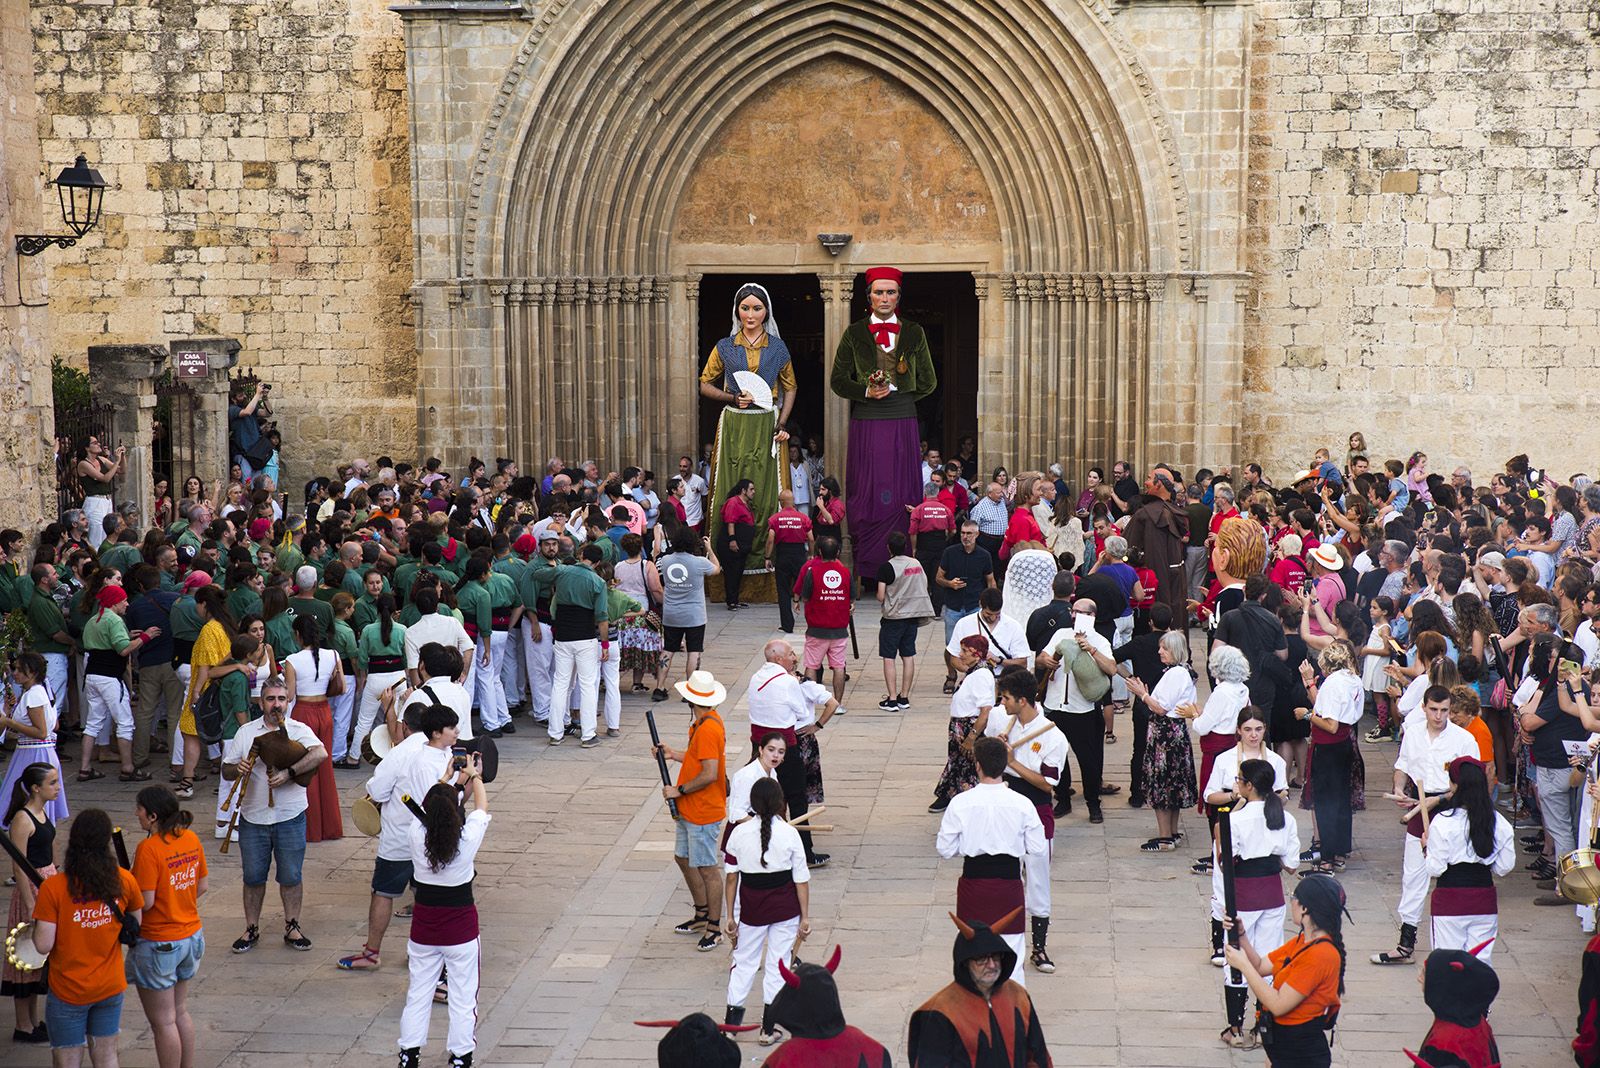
[870,321,900,348]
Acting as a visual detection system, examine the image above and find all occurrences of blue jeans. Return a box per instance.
[128,931,205,991]
[46,991,123,1049]
[238,811,307,886]
[943,605,978,647]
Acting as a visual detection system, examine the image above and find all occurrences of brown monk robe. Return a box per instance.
[1124,466,1190,630]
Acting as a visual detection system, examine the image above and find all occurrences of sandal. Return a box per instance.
[1139,837,1176,852]
[1104,731,1117,743]
[337,945,381,971]
[283,919,312,951]
[118,769,153,783]
[393,904,414,919]
[174,778,195,800]
[434,978,449,1004]
[76,768,105,782]
[942,678,958,695]
[651,689,668,702]
[231,925,260,953]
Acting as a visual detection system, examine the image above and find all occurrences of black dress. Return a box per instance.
[1269,633,1313,744]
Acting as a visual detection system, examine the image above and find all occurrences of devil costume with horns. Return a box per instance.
[908,909,1052,1068]
[757,947,892,1067]
[1403,943,1500,1068]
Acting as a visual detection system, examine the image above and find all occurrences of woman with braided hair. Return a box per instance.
[722,777,811,1045]
[1223,872,1348,1067]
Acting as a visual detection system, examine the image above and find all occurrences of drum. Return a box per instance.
[362,723,393,766]
[6,920,45,972]
[1559,847,1600,906]
[352,794,382,837]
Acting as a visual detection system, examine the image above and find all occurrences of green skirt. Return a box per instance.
[709,406,788,567]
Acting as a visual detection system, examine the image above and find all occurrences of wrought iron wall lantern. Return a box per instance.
[16,154,106,256]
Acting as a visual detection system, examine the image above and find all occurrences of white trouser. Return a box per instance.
[83,496,112,550]
[600,648,620,731]
[478,632,510,731]
[83,654,111,745]
[330,675,356,761]
[501,621,527,706]
[520,619,554,721]
[460,651,477,711]
[354,670,406,752]
[84,674,133,742]
[550,639,599,741]
[1002,932,1027,989]
[1430,912,1497,964]
[400,938,480,1056]
[1399,833,1428,926]
[726,916,800,1008]
[1111,616,1133,701]
[1582,785,1598,933]
[1223,906,1287,988]
[172,663,192,758]
[1024,836,1052,919]
[42,652,69,711]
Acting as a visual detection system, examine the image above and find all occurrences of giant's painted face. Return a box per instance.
[868,280,900,317]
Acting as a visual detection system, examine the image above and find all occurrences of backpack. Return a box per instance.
[192,680,226,746]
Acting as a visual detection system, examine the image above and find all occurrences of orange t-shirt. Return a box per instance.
[133,829,208,941]
[1267,934,1342,1026]
[1464,716,1495,767]
[33,868,142,1005]
[675,710,727,827]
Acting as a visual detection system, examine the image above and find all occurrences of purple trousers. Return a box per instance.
[845,417,921,581]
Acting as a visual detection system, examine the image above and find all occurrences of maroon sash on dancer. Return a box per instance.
[739,870,801,927]
[1431,862,1497,917]
[1233,855,1286,912]
[1197,732,1235,814]
[955,855,1026,935]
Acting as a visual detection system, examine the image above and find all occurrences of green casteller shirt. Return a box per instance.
[226,586,263,621]
[491,554,526,585]
[342,566,367,599]
[358,619,407,671]
[169,595,203,642]
[99,542,142,577]
[264,613,299,657]
[287,595,333,644]
[552,564,608,628]
[585,535,620,566]
[393,558,422,603]
[217,662,250,720]
[456,580,491,640]
[487,570,518,613]
[605,587,642,624]
[518,556,559,617]
[333,619,359,671]
[398,603,454,627]
[26,583,71,654]
[159,570,180,593]
[276,545,306,580]
[81,609,132,653]
[0,563,19,613]
[175,527,202,555]
[351,593,378,637]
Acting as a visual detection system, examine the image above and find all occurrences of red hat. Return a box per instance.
[248,518,273,541]
[1447,755,1485,781]
[182,571,212,592]
[864,266,903,288]
[513,533,537,558]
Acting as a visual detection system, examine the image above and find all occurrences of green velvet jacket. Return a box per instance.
[829,317,938,420]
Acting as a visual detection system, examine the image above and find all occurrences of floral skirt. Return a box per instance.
[935,717,983,802]
[618,611,661,673]
[1299,736,1366,813]
[1141,717,1198,812]
[795,731,824,805]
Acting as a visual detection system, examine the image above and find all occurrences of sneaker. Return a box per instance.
[398,1048,420,1068]
[808,853,830,868]
[283,919,312,951]
[673,911,709,935]
[486,728,504,739]
[1052,797,1073,818]
[1363,726,1388,743]
[895,694,910,710]
[231,925,260,953]
[1210,947,1225,967]
[500,722,516,735]
[565,722,581,736]
[547,736,563,747]
[928,797,950,813]
[878,696,899,711]
[606,728,621,738]
[446,1052,473,1068]
[580,736,600,749]
[1191,857,1213,875]
[1535,893,1570,906]
[1299,847,1322,865]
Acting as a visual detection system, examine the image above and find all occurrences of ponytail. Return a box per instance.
[1239,758,1284,830]
[135,784,193,838]
[749,778,784,868]
[377,593,396,645]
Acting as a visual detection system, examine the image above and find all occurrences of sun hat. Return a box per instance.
[675,669,727,708]
[1308,544,1343,572]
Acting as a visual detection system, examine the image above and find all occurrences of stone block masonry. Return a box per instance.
[1243,0,1600,479]
[32,0,417,484]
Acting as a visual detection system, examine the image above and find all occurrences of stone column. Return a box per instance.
[816,273,854,484]
[169,337,241,495]
[86,345,166,531]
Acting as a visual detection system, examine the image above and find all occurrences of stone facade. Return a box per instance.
[30,0,417,482]
[13,0,1597,491]
[1244,0,1600,480]
[2,0,56,536]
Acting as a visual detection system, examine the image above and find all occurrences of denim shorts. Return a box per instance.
[674,817,723,868]
[46,991,123,1049]
[878,617,920,660]
[372,856,414,898]
[128,931,205,991]
[238,811,307,887]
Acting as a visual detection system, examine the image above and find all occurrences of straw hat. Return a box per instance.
[1308,544,1343,572]
[674,669,727,707]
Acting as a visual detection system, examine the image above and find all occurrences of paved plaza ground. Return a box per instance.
[13,601,1587,1066]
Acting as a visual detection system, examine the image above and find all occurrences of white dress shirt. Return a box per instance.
[367,733,451,861]
[727,758,779,823]
[949,669,996,721]
[1193,679,1251,736]
[1423,807,1516,878]
[982,708,1069,787]
[409,809,490,888]
[1039,620,1114,713]
[402,678,474,741]
[1204,745,1289,796]
[1149,664,1198,719]
[935,781,1047,860]
[747,662,807,731]
[222,717,322,826]
[404,612,475,671]
[1312,670,1366,725]
[1396,721,1479,794]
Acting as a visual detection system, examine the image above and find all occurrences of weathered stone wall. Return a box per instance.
[2,0,56,536]
[31,0,416,485]
[1243,0,1600,481]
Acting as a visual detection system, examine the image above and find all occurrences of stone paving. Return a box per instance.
[11,602,1586,1066]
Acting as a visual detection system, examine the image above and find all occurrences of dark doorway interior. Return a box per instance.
[696,274,825,455]
[847,270,979,459]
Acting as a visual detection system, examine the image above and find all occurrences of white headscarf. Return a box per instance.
[730,283,780,339]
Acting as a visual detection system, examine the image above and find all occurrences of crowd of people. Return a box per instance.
[8,344,1600,1068]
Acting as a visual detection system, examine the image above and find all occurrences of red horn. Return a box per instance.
[1402,1051,1431,1068]
[949,911,976,940]
[1468,938,1495,958]
[824,945,842,974]
[778,956,802,988]
[994,905,1025,934]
